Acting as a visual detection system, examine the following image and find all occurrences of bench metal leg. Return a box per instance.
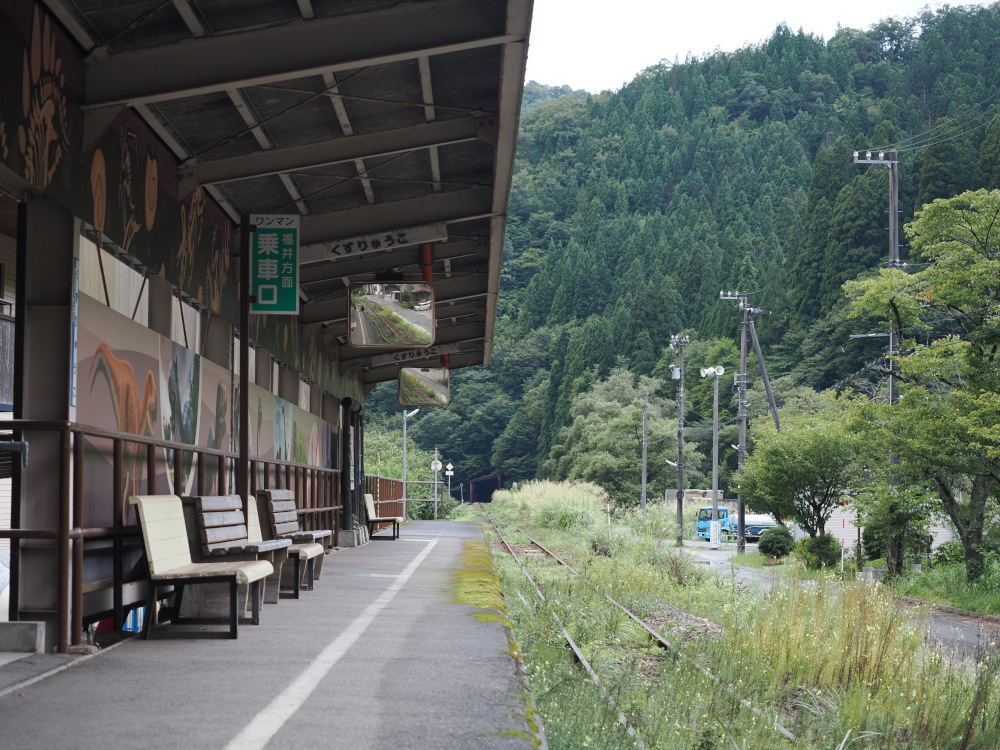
[141,583,156,640]
[304,558,315,591]
[250,580,261,625]
[229,578,239,638]
[279,557,301,599]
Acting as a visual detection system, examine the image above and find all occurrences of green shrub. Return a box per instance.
[933,540,966,566]
[795,534,841,569]
[861,523,884,560]
[758,525,795,558]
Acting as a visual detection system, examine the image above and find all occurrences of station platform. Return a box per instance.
[0,521,541,750]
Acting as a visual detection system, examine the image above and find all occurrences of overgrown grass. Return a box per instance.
[897,557,1000,615]
[486,482,1000,749]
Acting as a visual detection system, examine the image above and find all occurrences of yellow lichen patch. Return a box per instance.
[453,539,509,621]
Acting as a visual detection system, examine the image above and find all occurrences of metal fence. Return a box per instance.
[0,420,342,653]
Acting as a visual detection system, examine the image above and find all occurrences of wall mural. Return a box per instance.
[1,3,82,199]
[77,296,163,525]
[76,293,336,516]
[160,338,199,495]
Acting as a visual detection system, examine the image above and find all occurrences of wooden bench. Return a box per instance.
[248,495,324,599]
[128,494,273,639]
[184,495,293,604]
[257,489,333,582]
[364,493,403,540]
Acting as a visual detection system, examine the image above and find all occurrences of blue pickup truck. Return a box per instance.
[695,506,778,542]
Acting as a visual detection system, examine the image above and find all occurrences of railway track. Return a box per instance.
[486,516,797,746]
[366,308,394,341]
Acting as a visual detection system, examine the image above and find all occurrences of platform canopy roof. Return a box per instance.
[46,0,531,385]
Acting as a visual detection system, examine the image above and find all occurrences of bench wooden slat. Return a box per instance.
[199,510,246,528]
[201,523,248,546]
[269,499,297,514]
[274,520,300,536]
[195,495,243,512]
[265,489,296,502]
[271,509,298,524]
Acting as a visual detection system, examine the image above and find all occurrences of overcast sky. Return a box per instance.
[525,1,978,93]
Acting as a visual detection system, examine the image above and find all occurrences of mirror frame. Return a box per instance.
[348,281,435,349]
[397,367,451,407]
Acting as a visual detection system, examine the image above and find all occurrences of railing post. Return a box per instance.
[218,455,226,494]
[173,447,183,498]
[58,428,71,654]
[72,430,84,647]
[112,438,124,630]
[197,452,206,496]
[146,443,156,495]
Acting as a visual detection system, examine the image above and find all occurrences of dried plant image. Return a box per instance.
[90,148,107,234]
[143,151,158,232]
[204,221,231,314]
[175,187,206,290]
[18,5,70,190]
[117,126,141,252]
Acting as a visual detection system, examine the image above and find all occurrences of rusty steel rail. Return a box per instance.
[502,522,796,744]
[487,517,648,749]
[0,419,342,653]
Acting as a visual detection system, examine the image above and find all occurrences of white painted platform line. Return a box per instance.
[225,539,439,750]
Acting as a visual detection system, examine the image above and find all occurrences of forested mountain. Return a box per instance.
[367,4,1000,503]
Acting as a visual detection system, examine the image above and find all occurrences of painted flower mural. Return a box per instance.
[161,341,199,494]
[88,341,157,494]
[18,5,70,190]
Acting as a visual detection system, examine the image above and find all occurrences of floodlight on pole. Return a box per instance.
[402,408,420,519]
[701,365,725,549]
[669,334,690,545]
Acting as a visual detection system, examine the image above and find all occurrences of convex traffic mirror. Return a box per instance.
[398,367,451,407]
[348,282,434,348]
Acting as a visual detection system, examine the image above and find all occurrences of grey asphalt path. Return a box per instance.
[681,539,1000,666]
[0,521,538,750]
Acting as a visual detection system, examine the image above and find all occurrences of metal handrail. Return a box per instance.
[0,419,343,653]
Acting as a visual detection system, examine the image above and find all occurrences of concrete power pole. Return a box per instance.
[720,292,750,553]
[720,291,783,553]
[853,149,900,268]
[641,392,649,513]
[854,148,902,477]
[670,334,690,544]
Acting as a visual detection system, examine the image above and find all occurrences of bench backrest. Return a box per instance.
[128,495,193,576]
[187,495,250,556]
[257,489,300,538]
[364,493,377,519]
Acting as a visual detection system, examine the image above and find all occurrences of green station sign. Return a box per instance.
[250,214,299,315]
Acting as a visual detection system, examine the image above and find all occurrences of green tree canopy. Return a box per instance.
[742,394,866,536]
[845,189,1000,580]
[545,368,703,506]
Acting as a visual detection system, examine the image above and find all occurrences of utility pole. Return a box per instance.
[700,366,725,549]
[853,149,900,268]
[641,393,649,513]
[670,334,690,544]
[721,291,783,552]
[720,292,750,553]
[854,149,902,472]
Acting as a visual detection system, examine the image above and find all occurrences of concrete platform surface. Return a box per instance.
[0,521,540,750]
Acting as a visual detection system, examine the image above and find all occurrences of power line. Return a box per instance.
[870,90,1000,152]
